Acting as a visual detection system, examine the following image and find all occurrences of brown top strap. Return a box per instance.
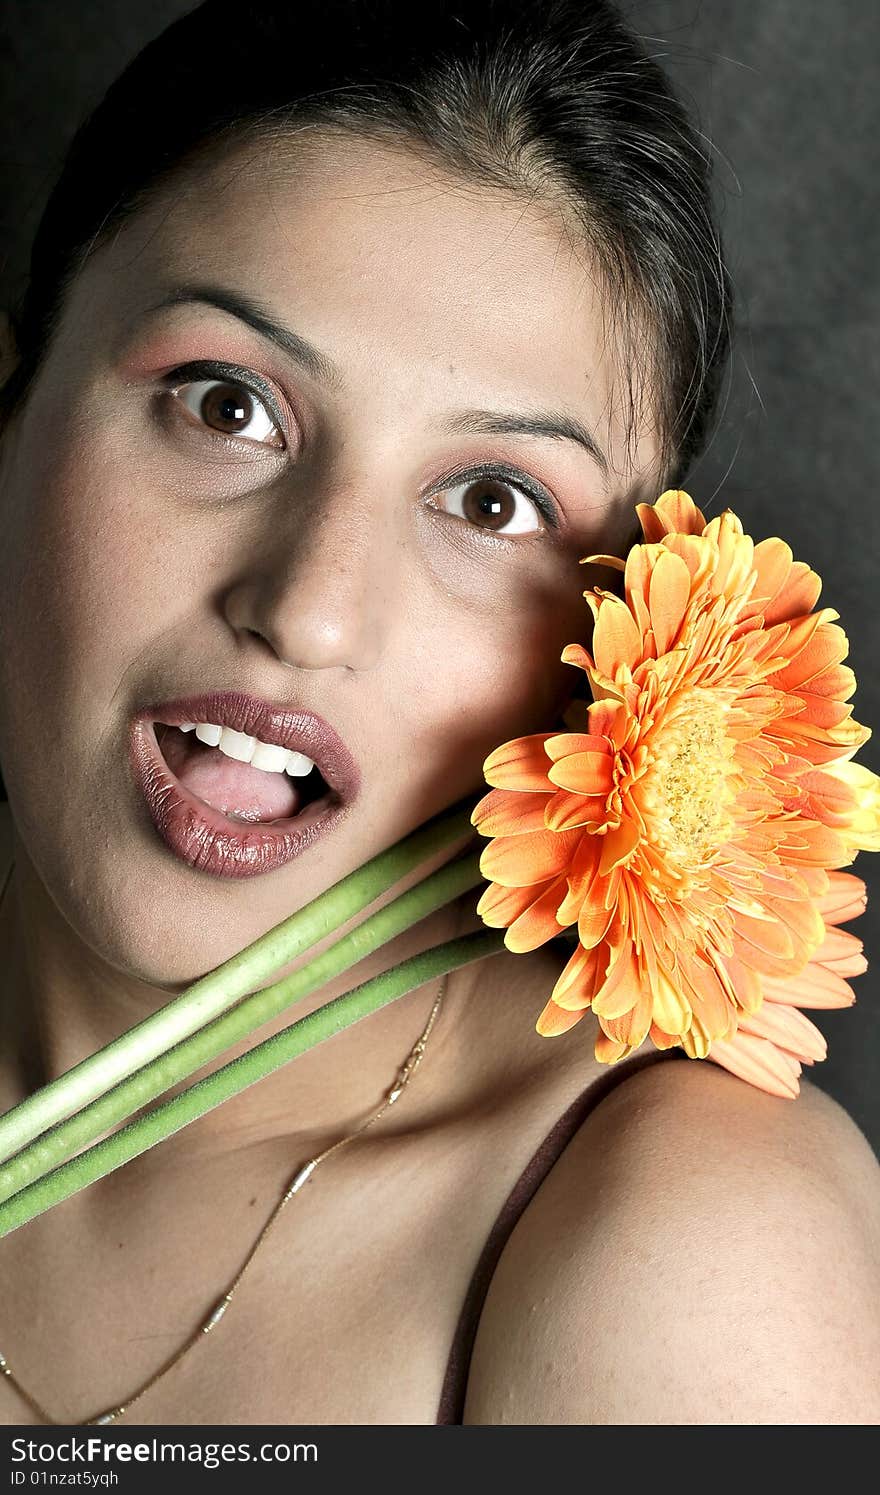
[435,1043,687,1424]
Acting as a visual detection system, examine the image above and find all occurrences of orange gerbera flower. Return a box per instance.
[471,489,880,1098]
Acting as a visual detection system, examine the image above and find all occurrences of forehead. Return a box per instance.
[78,131,659,481]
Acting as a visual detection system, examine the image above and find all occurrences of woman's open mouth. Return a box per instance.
[156,720,333,823]
[128,690,361,879]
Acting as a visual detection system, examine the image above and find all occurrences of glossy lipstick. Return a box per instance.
[129,690,362,879]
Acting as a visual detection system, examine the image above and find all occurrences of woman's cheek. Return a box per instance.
[476,570,594,734]
[401,603,569,813]
[4,464,212,788]
[21,467,178,682]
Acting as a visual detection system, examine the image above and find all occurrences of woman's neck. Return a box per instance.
[0,821,483,1171]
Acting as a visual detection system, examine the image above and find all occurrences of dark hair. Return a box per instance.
[0,0,732,491]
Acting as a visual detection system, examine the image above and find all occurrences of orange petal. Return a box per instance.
[801,663,857,700]
[649,1023,683,1051]
[479,827,581,887]
[736,1002,827,1063]
[552,940,607,1009]
[637,489,708,539]
[592,595,643,677]
[769,621,849,689]
[648,961,693,1036]
[659,532,715,588]
[470,786,553,838]
[592,942,641,1020]
[758,892,826,961]
[598,817,640,876]
[762,964,857,1009]
[649,548,692,654]
[704,511,754,600]
[750,535,795,611]
[561,833,603,900]
[794,692,856,731]
[475,879,552,928]
[544,731,614,762]
[765,607,837,663]
[733,908,796,964]
[586,699,631,746]
[816,871,867,925]
[544,789,609,832]
[707,1031,801,1099]
[755,864,814,904]
[675,952,733,1051]
[505,874,573,953]
[579,551,626,572]
[795,765,864,823]
[622,544,655,640]
[599,982,653,1049]
[778,820,851,868]
[576,887,617,950]
[715,950,764,1016]
[810,924,867,974]
[821,762,880,850]
[536,997,589,1036]
[560,642,595,677]
[795,865,831,899]
[762,560,822,626]
[481,734,555,790]
[556,847,602,926]
[547,750,615,796]
[594,1029,630,1063]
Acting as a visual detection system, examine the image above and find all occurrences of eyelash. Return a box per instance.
[430,461,559,534]
[161,359,288,444]
[158,359,561,535]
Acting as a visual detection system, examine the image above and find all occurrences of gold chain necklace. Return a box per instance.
[0,850,449,1426]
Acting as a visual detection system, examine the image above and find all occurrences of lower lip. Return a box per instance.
[129,719,350,879]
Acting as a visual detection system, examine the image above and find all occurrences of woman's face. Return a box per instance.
[0,133,661,984]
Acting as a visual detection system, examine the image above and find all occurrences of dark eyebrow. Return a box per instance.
[438,408,609,479]
[144,283,346,391]
[144,282,609,476]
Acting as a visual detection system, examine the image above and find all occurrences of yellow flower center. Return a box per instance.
[650,688,737,866]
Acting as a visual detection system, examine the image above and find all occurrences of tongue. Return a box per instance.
[158,726,301,823]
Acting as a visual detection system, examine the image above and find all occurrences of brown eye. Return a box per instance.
[171,377,286,450]
[433,475,547,536]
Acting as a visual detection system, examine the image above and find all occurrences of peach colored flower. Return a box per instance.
[471,489,880,1097]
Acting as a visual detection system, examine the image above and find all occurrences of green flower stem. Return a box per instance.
[0,846,486,1205]
[0,927,506,1238]
[0,796,478,1166]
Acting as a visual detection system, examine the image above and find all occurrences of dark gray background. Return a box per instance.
[1,1,878,1149]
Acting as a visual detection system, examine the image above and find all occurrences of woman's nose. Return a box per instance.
[221,487,396,673]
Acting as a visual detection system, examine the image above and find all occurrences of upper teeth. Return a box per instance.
[178,722,317,777]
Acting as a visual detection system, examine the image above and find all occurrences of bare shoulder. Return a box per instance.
[462,1058,880,1425]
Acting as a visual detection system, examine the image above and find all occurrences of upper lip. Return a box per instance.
[134,689,362,804]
